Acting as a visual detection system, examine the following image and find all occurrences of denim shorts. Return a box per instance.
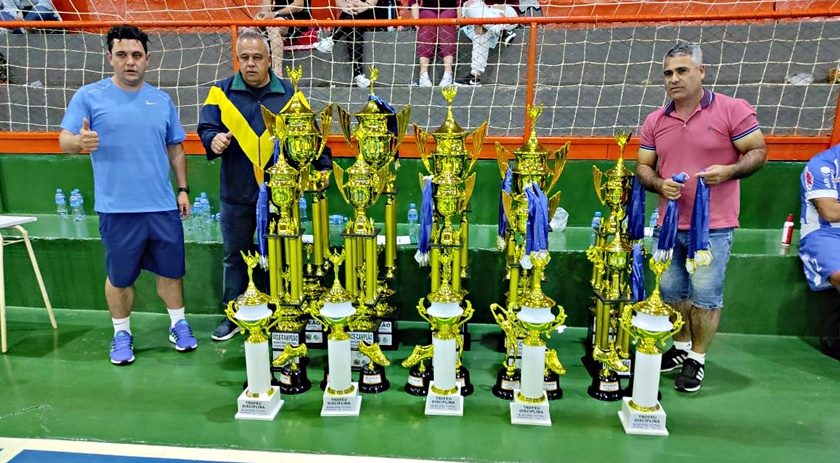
[98,210,185,287]
[651,227,735,309]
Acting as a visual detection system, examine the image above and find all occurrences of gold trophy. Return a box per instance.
[262,66,334,352]
[617,254,684,435]
[225,251,284,420]
[584,131,635,401]
[334,66,410,353]
[310,249,391,416]
[491,251,566,426]
[492,104,568,400]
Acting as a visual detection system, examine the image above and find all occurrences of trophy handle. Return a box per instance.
[462,172,476,211]
[332,163,349,204]
[467,121,487,177]
[490,302,519,369]
[501,190,514,228]
[543,307,568,340]
[547,191,561,221]
[317,103,333,158]
[495,142,510,179]
[545,141,570,195]
[592,165,606,205]
[414,125,432,174]
[393,105,411,153]
[336,105,354,149]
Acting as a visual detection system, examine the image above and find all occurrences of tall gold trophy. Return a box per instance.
[491,104,568,402]
[583,131,636,400]
[334,67,411,359]
[310,249,392,416]
[402,86,480,415]
[617,254,684,435]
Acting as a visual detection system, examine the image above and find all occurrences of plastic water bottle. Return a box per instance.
[76,191,86,220]
[407,203,419,243]
[55,189,68,218]
[200,197,211,226]
[589,211,602,247]
[386,2,396,31]
[646,207,659,237]
[299,196,308,222]
[71,195,84,222]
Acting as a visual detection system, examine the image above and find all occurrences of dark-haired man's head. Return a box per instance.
[107,25,149,54]
[106,25,150,90]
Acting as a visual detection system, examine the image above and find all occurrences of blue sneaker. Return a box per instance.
[110,330,135,366]
[169,319,198,352]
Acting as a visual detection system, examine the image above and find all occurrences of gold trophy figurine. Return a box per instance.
[617,255,684,435]
[584,131,636,401]
[225,251,285,420]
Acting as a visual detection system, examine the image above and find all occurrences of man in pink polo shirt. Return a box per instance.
[635,41,767,393]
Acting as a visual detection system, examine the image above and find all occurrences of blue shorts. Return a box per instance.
[652,227,734,309]
[798,230,840,291]
[98,211,185,288]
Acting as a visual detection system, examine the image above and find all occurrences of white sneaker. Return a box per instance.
[354,74,371,88]
[418,72,432,87]
[438,72,453,87]
[314,36,334,53]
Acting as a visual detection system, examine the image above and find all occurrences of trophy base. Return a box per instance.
[456,366,474,397]
[509,390,551,426]
[404,364,433,396]
[588,370,624,402]
[618,397,669,436]
[425,382,464,416]
[359,363,390,394]
[375,318,400,351]
[321,382,362,417]
[276,364,312,395]
[492,368,520,400]
[544,371,563,401]
[235,386,284,421]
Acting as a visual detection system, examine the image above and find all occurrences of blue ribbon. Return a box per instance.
[654,172,687,262]
[626,176,646,241]
[687,176,711,272]
[524,184,550,254]
[256,182,269,268]
[498,167,512,241]
[630,243,646,302]
[415,177,434,266]
[272,138,280,166]
[369,94,399,157]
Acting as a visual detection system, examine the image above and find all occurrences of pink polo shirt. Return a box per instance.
[639,89,760,230]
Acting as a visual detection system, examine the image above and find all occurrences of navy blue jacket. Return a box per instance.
[197,71,332,206]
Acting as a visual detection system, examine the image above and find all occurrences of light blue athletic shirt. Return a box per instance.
[60,78,187,213]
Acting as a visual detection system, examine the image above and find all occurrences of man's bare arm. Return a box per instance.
[812,197,840,223]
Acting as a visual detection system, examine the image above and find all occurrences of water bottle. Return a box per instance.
[407,203,419,243]
[299,196,308,222]
[386,1,396,32]
[589,211,602,247]
[71,195,84,222]
[646,207,659,237]
[76,191,86,219]
[200,197,211,227]
[55,189,68,218]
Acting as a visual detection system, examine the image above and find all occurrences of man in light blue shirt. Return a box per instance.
[59,25,196,366]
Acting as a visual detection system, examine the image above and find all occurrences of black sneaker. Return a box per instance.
[211,318,242,341]
[500,30,517,46]
[456,73,481,87]
[674,358,704,393]
[660,345,689,372]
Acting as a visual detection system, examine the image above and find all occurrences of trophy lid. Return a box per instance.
[355,67,392,118]
[426,301,463,318]
[518,306,556,324]
[320,300,357,320]
[432,86,466,136]
[631,311,674,332]
[279,66,314,117]
[513,104,548,156]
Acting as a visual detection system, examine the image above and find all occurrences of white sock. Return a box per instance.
[113,316,131,335]
[673,340,692,352]
[167,307,185,328]
[687,350,706,365]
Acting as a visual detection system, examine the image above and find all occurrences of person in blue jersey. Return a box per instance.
[197,29,332,342]
[58,25,197,366]
[799,144,840,359]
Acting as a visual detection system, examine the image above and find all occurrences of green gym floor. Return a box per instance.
[1,308,838,463]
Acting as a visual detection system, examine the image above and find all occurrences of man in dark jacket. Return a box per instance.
[197,28,332,341]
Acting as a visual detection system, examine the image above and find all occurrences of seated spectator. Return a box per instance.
[314,0,392,88]
[457,0,518,86]
[1,0,60,34]
[517,0,541,17]
[409,0,459,87]
[798,144,840,358]
[255,0,312,77]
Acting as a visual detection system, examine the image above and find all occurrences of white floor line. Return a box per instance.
[0,438,455,463]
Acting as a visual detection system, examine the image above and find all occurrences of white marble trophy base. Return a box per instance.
[509,390,551,426]
[235,386,284,421]
[321,382,362,417]
[424,381,463,416]
[618,397,669,436]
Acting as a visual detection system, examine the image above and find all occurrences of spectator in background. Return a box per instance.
[409,0,459,87]
[457,0,518,86]
[314,0,391,88]
[255,0,312,77]
[1,0,61,34]
[517,0,541,17]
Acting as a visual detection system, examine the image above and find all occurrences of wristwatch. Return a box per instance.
[177,186,190,195]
